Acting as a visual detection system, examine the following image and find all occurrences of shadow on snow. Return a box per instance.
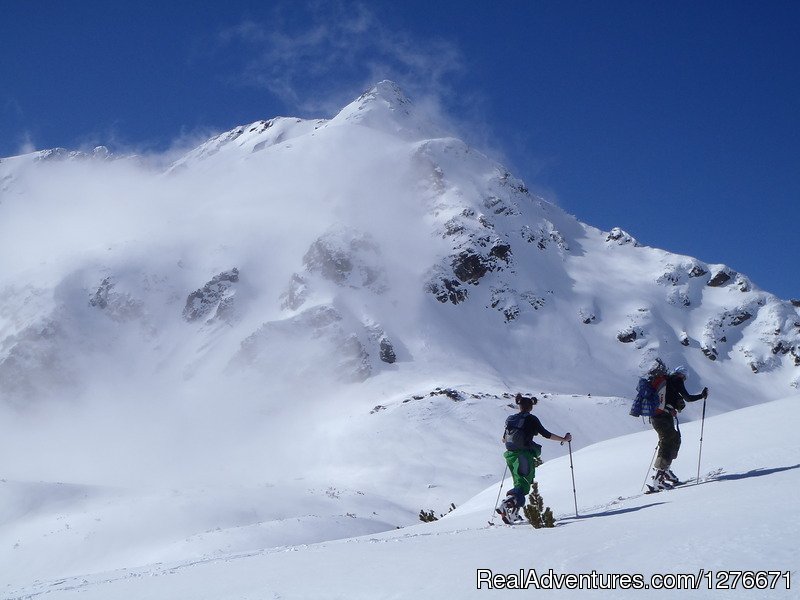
[557,501,667,524]
[706,464,800,483]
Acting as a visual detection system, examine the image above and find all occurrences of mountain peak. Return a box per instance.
[361,80,412,109]
[331,81,443,140]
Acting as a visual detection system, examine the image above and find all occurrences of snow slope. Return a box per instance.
[5,397,797,599]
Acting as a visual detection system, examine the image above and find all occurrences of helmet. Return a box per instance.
[672,365,688,378]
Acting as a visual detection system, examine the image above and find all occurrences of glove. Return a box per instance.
[564,432,572,443]
[702,387,708,399]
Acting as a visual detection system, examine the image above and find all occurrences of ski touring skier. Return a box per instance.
[648,365,708,491]
[497,394,572,524]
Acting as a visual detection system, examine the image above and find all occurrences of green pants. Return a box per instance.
[504,448,541,507]
[652,413,681,470]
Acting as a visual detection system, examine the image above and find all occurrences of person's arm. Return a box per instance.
[676,378,707,402]
[532,416,572,443]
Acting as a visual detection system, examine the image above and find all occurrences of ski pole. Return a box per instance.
[490,463,508,522]
[642,445,657,491]
[566,438,578,518]
[696,397,707,485]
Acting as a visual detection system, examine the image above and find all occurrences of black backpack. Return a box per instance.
[503,413,542,454]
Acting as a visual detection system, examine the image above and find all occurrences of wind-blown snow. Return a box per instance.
[0,81,798,597]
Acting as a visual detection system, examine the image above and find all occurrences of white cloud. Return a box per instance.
[217,2,464,116]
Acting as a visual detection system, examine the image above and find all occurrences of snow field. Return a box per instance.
[5,397,797,599]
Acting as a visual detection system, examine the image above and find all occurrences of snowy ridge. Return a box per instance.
[167,117,324,173]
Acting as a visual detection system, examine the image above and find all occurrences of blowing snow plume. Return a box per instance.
[1,80,799,493]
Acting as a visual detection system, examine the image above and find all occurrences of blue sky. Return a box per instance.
[2,1,798,300]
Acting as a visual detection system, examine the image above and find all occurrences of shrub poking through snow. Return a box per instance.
[418,509,437,523]
[418,503,457,523]
[523,481,556,528]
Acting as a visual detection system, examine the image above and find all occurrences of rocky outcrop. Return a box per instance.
[520,223,569,252]
[303,227,384,290]
[483,195,519,216]
[488,286,545,322]
[734,274,751,292]
[183,268,239,323]
[765,340,799,367]
[451,250,491,284]
[89,277,143,322]
[699,305,758,361]
[667,289,692,307]
[707,268,735,287]
[579,307,597,324]
[430,387,465,402]
[281,226,387,312]
[729,310,753,326]
[427,236,516,305]
[655,262,705,307]
[379,338,397,364]
[689,264,708,278]
[364,321,399,365]
[617,328,641,343]
[426,272,468,305]
[605,227,639,246]
[280,274,308,311]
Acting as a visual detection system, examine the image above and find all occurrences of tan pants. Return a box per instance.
[652,413,681,470]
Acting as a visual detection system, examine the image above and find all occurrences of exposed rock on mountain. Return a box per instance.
[302,226,385,291]
[183,268,240,323]
[707,268,734,287]
[89,278,144,322]
[605,227,639,246]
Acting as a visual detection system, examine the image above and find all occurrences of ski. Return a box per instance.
[645,478,695,494]
[489,518,526,527]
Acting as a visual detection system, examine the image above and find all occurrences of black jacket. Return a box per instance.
[504,412,553,451]
[664,375,704,413]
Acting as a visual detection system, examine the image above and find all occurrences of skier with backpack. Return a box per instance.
[497,394,572,523]
[632,361,708,491]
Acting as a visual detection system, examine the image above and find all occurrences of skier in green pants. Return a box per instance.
[498,394,572,523]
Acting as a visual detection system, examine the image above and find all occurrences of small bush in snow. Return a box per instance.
[523,482,556,529]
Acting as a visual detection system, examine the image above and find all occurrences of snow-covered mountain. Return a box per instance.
[1,81,798,596]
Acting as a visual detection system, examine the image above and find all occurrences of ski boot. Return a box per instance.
[507,507,524,523]
[647,469,675,492]
[664,468,680,485]
[496,493,519,524]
